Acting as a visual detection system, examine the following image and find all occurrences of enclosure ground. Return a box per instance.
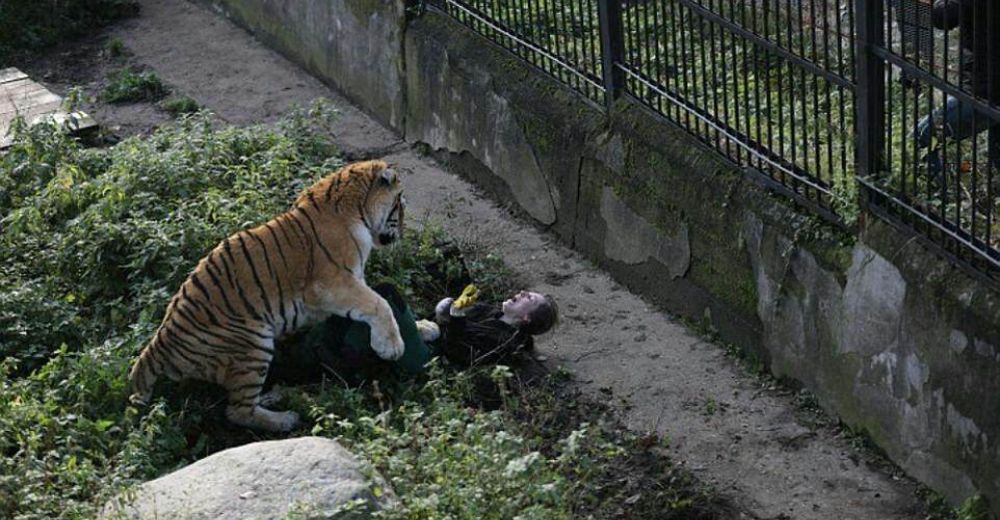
[13,0,943,518]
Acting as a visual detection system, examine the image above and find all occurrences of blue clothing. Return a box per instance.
[914,97,1000,179]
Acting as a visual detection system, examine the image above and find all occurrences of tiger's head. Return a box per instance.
[368,163,405,247]
[297,159,405,247]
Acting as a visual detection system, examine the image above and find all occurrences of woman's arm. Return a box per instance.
[434,298,475,352]
[436,303,502,365]
[434,297,455,324]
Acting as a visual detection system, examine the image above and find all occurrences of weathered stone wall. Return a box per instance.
[208,1,1000,511]
[209,0,406,130]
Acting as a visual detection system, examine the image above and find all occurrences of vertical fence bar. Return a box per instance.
[598,0,625,111]
[854,0,885,199]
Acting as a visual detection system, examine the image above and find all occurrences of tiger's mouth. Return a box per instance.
[377,193,404,246]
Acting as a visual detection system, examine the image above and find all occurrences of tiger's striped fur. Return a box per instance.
[127,160,405,432]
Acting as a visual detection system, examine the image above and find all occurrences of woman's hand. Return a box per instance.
[453,284,479,310]
[435,297,455,322]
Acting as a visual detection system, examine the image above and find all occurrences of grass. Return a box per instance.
[0,102,735,519]
[102,68,169,103]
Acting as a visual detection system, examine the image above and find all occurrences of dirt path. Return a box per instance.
[28,1,933,518]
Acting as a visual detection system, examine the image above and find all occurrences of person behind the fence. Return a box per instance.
[914,0,1000,181]
[283,283,558,379]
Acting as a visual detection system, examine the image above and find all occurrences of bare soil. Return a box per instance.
[17,1,939,518]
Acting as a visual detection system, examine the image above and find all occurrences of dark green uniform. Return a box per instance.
[270,284,530,384]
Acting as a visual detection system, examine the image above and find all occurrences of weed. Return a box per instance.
[957,495,992,520]
[794,388,821,412]
[920,488,960,520]
[703,397,718,416]
[102,68,168,103]
[159,95,200,116]
[791,388,834,429]
[105,37,126,57]
[919,491,995,520]
[61,86,85,112]
[678,313,768,378]
[840,425,891,466]
[413,142,433,156]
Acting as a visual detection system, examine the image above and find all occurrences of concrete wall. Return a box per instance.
[212,0,1000,511]
[210,0,406,130]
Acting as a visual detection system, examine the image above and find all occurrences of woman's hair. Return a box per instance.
[520,294,559,336]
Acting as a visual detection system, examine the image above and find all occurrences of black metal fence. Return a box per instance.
[614,0,856,221]
[861,1,1000,274]
[433,0,606,102]
[429,0,1000,281]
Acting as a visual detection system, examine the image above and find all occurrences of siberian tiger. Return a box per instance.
[127,160,406,432]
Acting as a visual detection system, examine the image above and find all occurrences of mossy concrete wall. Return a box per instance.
[212,2,1000,511]
[405,12,1000,511]
[209,0,406,130]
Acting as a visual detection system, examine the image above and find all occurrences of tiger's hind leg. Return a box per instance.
[223,358,299,433]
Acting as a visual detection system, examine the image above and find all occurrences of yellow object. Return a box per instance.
[453,284,479,310]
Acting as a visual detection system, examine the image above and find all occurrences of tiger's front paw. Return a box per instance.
[275,410,301,432]
[372,327,405,361]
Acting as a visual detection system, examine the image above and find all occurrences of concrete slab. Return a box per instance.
[0,67,96,149]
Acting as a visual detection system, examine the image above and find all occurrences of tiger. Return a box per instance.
[127,159,406,432]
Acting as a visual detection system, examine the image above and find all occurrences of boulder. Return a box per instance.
[102,436,394,519]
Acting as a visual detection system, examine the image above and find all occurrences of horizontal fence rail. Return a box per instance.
[430,0,1000,283]
[429,0,606,103]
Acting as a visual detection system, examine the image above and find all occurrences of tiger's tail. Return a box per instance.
[127,334,164,406]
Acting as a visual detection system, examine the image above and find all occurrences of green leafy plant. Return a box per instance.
[102,68,168,103]
[105,37,126,57]
[159,95,199,116]
[957,495,992,520]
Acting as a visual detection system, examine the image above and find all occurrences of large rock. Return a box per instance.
[102,437,394,519]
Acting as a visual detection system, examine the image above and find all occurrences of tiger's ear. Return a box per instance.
[379,167,398,186]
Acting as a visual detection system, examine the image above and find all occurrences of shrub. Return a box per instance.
[159,95,199,116]
[0,0,138,63]
[102,68,168,103]
[289,364,584,519]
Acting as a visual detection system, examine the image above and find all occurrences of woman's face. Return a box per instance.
[502,291,546,324]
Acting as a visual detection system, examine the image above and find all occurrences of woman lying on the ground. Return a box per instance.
[429,284,559,367]
[269,283,559,383]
